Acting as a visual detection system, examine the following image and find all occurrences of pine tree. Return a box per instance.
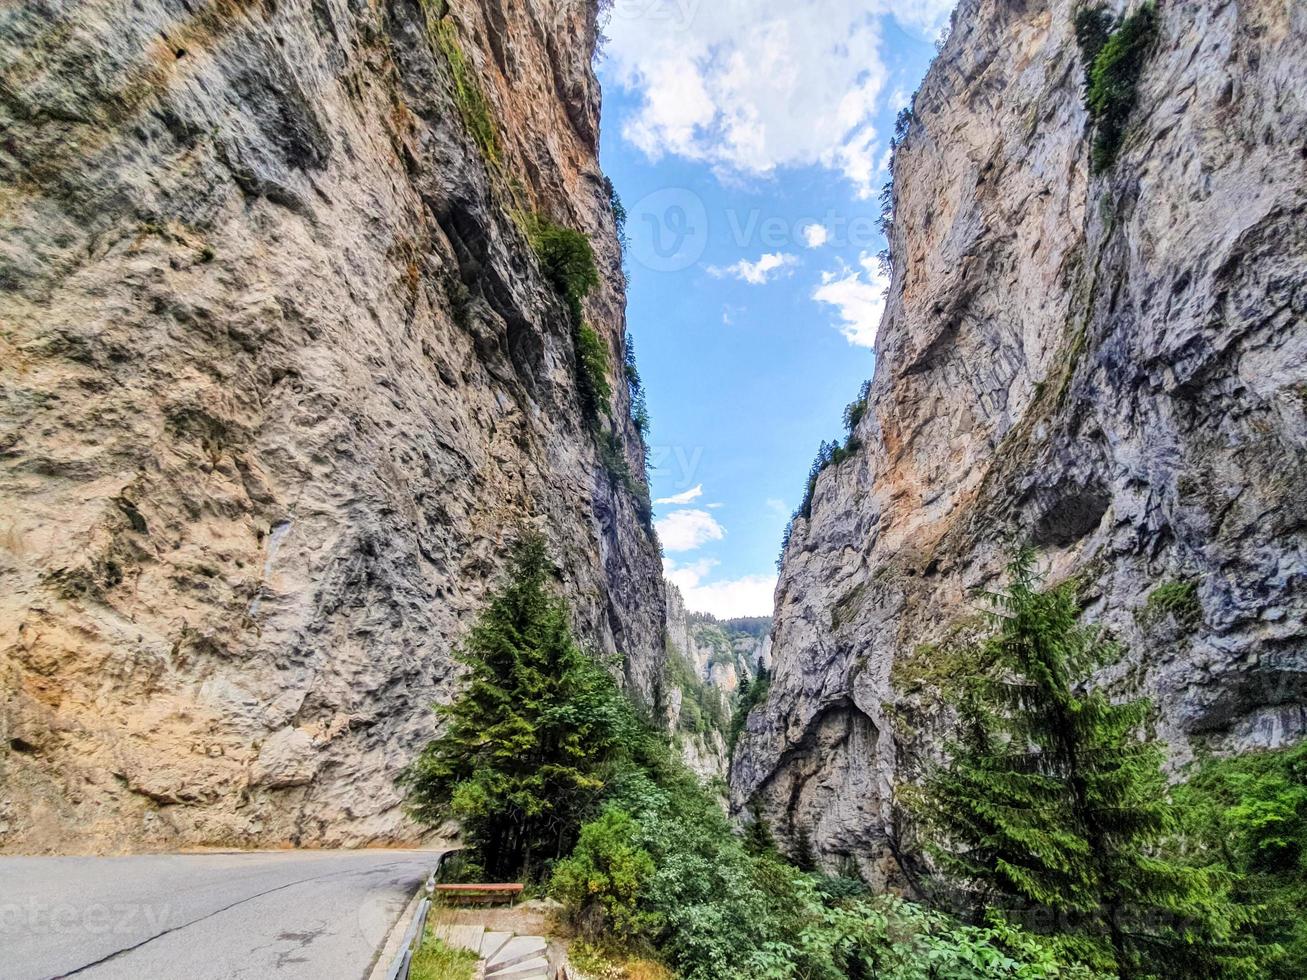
[400,534,635,881]
[922,550,1257,978]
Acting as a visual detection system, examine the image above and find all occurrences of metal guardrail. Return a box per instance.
[382,851,454,980]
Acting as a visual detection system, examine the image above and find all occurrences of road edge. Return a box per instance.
[365,854,443,980]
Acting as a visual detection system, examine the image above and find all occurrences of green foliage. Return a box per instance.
[664,649,727,738]
[410,931,479,980]
[1074,5,1115,90]
[575,321,614,422]
[779,394,870,567]
[607,178,628,242]
[1137,577,1201,631]
[599,430,653,530]
[551,730,1091,980]
[726,668,770,757]
[531,218,600,322]
[624,332,651,441]
[427,14,499,164]
[529,219,609,428]
[1175,742,1307,978]
[842,379,872,433]
[552,807,657,940]
[920,550,1256,977]
[399,534,638,881]
[742,810,779,858]
[1081,3,1160,172]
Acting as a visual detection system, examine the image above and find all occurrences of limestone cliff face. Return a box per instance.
[0,0,664,852]
[664,581,770,780]
[733,0,1307,879]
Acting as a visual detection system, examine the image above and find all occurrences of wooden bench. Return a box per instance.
[434,883,525,906]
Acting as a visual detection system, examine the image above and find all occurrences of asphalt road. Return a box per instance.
[0,849,444,980]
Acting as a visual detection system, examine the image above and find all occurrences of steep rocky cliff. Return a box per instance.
[733,0,1307,880]
[664,580,770,779]
[0,0,664,852]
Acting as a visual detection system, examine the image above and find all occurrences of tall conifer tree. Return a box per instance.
[401,533,634,881]
[923,550,1255,978]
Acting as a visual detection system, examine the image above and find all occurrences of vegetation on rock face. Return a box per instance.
[575,321,614,422]
[625,331,651,442]
[664,647,728,740]
[778,380,872,566]
[529,218,652,527]
[427,10,500,164]
[919,550,1257,978]
[532,218,601,323]
[1136,577,1201,631]
[726,667,769,758]
[1076,3,1160,173]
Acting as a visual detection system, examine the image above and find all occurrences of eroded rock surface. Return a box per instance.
[664,581,770,779]
[733,0,1307,880]
[0,0,663,852]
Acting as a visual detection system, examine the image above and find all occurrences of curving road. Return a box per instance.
[0,849,444,980]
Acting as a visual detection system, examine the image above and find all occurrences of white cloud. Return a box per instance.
[655,484,704,506]
[603,2,905,198]
[708,252,798,285]
[812,252,891,349]
[766,497,789,515]
[802,224,830,248]
[665,557,776,618]
[656,508,726,552]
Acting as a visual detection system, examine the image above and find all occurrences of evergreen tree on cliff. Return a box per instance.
[923,550,1256,979]
[400,533,634,881]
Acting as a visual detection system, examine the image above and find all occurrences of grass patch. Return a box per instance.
[569,941,674,980]
[425,9,499,164]
[1137,577,1201,631]
[1079,2,1160,172]
[409,930,478,980]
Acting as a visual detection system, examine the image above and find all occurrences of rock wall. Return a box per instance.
[733,0,1307,880]
[0,0,664,852]
[664,580,770,780]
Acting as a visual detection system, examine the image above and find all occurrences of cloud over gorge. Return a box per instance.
[603,0,953,197]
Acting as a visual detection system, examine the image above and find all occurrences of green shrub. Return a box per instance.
[427,14,499,163]
[1138,577,1201,630]
[531,219,600,321]
[552,807,657,941]
[1083,3,1159,172]
[1074,5,1115,91]
[575,322,613,421]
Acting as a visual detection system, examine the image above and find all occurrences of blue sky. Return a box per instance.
[596,1,947,616]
